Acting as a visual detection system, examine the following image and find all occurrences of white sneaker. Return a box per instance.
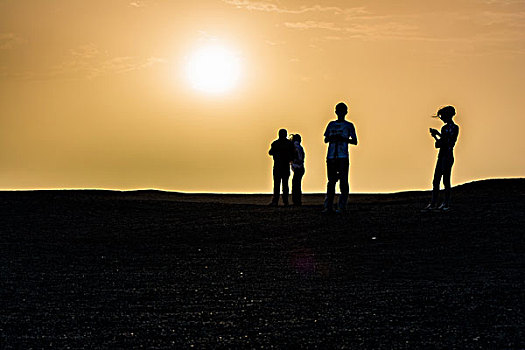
[438,203,450,211]
[421,204,437,212]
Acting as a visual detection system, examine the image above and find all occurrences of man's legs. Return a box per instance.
[292,168,305,205]
[281,169,290,205]
[272,167,281,204]
[337,159,350,210]
[324,159,338,210]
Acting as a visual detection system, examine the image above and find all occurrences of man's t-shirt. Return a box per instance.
[324,120,357,159]
[269,138,295,168]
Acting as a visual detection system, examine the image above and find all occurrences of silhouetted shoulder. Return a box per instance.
[324,120,340,135]
[343,120,355,128]
[325,120,337,128]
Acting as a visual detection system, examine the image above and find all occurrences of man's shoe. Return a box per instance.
[268,202,278,207]
[420,203,437,212]
[321,208,333,214]
[335,207,346,214]
[438,203,450,211]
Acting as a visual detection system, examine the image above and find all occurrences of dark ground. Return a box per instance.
[0,179,524,349]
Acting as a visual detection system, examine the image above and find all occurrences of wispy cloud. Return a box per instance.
[46,44,167,80]
[224,0,525,48]
[222,0,366,15]
[70,44,100,59]
[284,21,343,31]
[283,20,420,41]
[478,10,525,27]
[100,56,166,74]
[129,1,147,8]
[223,1,423,40]
[0,33,25,50]
[483,0,525,4]
[0,66,32,80]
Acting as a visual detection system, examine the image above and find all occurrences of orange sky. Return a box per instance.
[1,0,524,193]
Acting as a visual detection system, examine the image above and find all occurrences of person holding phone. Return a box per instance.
[423,105,460,211]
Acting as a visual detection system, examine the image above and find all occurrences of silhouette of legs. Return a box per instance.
[338,160,349,210]
[431,157,454,206]
[272,167,281,204]
[442,158,453,206]
[324,159,349,210]
[272,166,290,205]
[325,160,338,210]
[292,168,305,205]
[281,171,290,205]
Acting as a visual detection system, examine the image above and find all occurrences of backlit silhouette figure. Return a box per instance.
[423,105,459,211]
[322,102,358,213]
[268,129,295,206]
[290,134,305,206]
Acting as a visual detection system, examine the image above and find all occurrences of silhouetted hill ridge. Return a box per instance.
[0,178,522,206]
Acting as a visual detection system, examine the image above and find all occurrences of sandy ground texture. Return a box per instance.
[1,179,524,348]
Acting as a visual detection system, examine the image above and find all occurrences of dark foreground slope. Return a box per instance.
[0,179,523,348]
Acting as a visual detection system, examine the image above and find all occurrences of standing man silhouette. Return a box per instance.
[423,105,459,211]
[323,102,358,213]
[269,129,295,206]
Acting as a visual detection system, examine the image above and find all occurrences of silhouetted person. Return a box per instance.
[423,105,459,211]
[323,102,358,213]
[290,134,305,206]
[268,129,295,206]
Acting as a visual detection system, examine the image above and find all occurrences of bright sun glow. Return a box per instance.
[186,45,241,94]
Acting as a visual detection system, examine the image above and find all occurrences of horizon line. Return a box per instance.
[0,177,522,195]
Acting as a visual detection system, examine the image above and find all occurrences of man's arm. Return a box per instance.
[325,135,338,143]
[324,124,332,144]
[348,123,358,145]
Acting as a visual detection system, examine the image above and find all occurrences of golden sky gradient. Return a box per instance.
[1,0,524,193]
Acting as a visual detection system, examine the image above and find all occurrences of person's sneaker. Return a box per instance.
[438,203,450,211]
[321,208,333,214]
[335,207,346,214]
[268,202,278,207]
[420,203,437,212]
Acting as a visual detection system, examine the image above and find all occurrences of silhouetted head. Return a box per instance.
[292,134,301,143]
[435,105,456,122]
[278,129,288,139]
[335,102,348,119]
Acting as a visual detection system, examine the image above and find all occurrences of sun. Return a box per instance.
[186,45,241,94]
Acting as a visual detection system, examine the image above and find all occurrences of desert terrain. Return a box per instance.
[1,179,523,348]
